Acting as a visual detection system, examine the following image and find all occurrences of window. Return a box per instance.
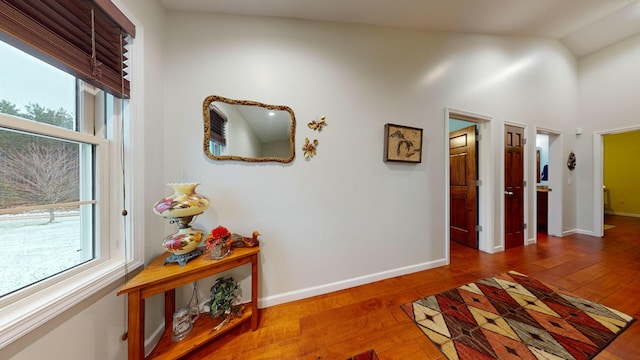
[0,1,139,348]
[0,40,101,297]
[209,104,228,156]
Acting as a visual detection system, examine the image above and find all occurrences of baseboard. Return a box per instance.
[575,229,597,236]
[605,211,640,218]
[145,323,164,357]
[259,258,448,308]
[563,229,578,236]
[526,237,536,245]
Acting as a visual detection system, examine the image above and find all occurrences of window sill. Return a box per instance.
[0,258,143,349]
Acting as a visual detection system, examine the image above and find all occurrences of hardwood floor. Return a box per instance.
[184,215,640,359]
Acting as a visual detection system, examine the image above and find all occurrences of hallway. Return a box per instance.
[184,217,640,359]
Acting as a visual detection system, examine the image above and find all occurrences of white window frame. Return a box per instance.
[0,12,144,348]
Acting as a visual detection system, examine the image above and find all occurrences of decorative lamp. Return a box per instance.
[153,183,210,266]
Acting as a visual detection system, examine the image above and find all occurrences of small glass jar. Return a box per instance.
[209,242,231,260]
[171,307,193,342]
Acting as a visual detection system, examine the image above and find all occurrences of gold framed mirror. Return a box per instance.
[203,95,295,163]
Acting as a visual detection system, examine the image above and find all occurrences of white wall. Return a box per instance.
[164,11,578,306]
[576,32,640,234]
[2,284,128,360]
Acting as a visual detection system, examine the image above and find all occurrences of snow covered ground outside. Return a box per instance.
[0,212,87,296]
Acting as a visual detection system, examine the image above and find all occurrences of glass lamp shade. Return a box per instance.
[154,183,210,257]
[162,226,204,255]
[153,183,210,218]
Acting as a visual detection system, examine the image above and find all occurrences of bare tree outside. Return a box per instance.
[1,141,79,222]
[0,100,79,222]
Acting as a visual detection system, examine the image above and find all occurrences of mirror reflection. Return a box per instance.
[203,95,295,162]
[536,134,549,185]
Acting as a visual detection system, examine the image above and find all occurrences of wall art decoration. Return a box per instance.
[383,123,423,163]
[567,151,576,170]
[307,116,327,132]
[302,137,318,159]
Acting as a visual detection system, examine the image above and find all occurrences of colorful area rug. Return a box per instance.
[402,271,635,360]
[345,349,378,360]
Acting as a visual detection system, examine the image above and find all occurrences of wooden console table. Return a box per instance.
[117,246,260,360]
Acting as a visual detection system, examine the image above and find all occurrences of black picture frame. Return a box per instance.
[383,123,423,163]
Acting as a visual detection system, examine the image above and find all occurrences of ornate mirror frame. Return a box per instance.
[203,95,296,163]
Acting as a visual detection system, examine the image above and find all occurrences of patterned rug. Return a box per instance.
[401,271,635,359]
[345,349,378,360]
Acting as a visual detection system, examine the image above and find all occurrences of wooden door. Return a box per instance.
[449,125,478,248]
[505,125,524,249]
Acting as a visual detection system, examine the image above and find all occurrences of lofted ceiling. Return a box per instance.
[159,0,640,57]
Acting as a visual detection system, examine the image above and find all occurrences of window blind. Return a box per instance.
[209,107,227,145]
[0,0,135,99]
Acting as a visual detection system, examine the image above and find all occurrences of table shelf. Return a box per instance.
[148,306,252,360]
[118,246,260,360]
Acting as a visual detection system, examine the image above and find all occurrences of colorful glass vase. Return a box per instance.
[153,183,210,256]
[153,183,210,218]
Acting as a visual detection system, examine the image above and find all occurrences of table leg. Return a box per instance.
[165,289,176,330]
[251,254,259,330]
[127,291,145,360]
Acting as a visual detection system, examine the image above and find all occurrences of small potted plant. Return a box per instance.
[206,226,233,259]
[204,277,243,330]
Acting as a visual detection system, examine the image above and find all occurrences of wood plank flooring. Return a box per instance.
[183,215,640,359]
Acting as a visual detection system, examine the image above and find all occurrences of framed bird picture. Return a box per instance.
[384,123,423,163]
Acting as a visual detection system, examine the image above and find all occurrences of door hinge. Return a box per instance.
[524,223,527,229]
[524,180,527,187]
[476,180,482,186]
[476,225,483,232]
[477,134,482,141]
[523,138,527,144]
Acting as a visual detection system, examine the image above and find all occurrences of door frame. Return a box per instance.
[593,125,640,237]
[534,127,563,239]
[445,108,495,261]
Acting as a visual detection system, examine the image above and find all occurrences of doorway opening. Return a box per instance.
[534,129,562,239]
[446,108,494,262]
[593,126,640,237]
[449,120,478,249]
[602,129,640,235]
